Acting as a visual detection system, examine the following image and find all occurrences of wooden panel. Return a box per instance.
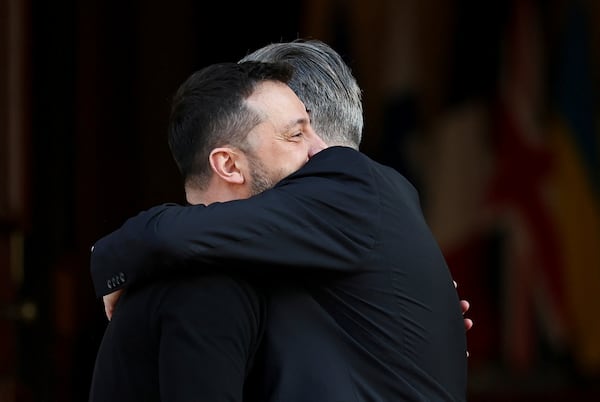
[0,0,30,228]
[0,0,32,401]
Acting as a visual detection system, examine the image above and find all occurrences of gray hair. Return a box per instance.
[240,39,363,149]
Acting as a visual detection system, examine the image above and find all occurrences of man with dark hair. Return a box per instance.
[88,60,327,401]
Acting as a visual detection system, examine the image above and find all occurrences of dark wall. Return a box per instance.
[17,1,600,401]
[26,1,304,400]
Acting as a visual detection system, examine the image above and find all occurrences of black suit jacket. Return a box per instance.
[91,146,468,401]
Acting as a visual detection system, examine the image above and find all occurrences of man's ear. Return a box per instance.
[209,147,245,184]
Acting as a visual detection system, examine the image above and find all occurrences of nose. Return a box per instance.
[308,130,328,158]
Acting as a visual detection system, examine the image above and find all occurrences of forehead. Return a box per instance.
[246,80,307,122]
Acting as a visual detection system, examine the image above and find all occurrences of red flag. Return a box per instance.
[486,0,569,372]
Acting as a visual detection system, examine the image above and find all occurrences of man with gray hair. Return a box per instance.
[94,40,470,401]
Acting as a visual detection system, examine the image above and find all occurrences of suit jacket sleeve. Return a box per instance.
[90,147,380,297]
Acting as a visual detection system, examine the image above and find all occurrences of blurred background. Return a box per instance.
[1,0,599,400]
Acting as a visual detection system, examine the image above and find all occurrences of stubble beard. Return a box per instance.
[247,153,284,197]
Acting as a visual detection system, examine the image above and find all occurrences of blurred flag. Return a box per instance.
[416,0,508,369]
[414,0,509,369]
[547,2,600,375]
[487,0,569,372]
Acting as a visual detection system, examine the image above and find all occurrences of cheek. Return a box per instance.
[286,148,310,170]
[267,144,310,176]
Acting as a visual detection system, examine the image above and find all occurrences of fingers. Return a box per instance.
[455,282,473,357]
[104,301,113,321]
[459,300,473,331]
[102,289,124,321]
[464,317,473,331]
[460,299,470,315]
